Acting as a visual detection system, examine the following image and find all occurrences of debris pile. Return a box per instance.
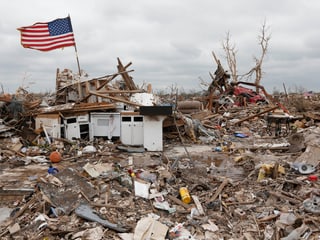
[0,58,320,239]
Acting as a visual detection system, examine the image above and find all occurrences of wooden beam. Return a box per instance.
[206,178,229,204]
[233,105,279,125]
[89,91,142,107]
[96,89,144,94]
[167,195,190,209]
[117,58,137,90]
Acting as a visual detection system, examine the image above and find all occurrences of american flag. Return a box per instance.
[18,17,76,51]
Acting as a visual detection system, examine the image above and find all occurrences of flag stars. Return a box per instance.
[49,18,73,36]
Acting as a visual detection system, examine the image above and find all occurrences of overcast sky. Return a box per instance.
[0,0,319,94]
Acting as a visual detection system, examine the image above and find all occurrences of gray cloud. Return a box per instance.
[0,0,319,94]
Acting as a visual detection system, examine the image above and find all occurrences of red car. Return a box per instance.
[232,85,268,105]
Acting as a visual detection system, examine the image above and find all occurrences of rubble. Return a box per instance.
[0,58,320,239]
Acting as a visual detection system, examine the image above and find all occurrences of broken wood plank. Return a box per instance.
[89,91,142,107]
[96,89,144,94]
[272,162,279,179]
[117,58,137,90]
[0,188,34,196]
[79,70,135,102]
[206,178,229,204]
[269,191,301,205]
[233,105,279,125]
[225,200,256,206]
[202,123,218,130]
[243,232,256,240]
[167,195,190,209]
[3,193,39,227]
[191,195,205,215]
[279,190,304,202]
[257,213,279,222]
[90,202,127,209]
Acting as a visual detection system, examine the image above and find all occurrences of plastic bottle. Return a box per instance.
[179,187,191,204]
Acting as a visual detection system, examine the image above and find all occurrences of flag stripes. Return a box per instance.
[18,17,75,51]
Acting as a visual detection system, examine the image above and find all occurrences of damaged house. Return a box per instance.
[0,58,172,152]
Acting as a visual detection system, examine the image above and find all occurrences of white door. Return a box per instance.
[121,116,133,145]
[120,115,144,145]
[132,116,144,145]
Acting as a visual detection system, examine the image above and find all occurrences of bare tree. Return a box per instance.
[222,31,238,82]
[243,20,271,92]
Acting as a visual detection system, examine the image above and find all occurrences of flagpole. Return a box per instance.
[74,44,81,77]
[74,44,83,99]
[68,14,82,99]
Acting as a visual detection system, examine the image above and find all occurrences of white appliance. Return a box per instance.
[143,115,166,151]
[35,114,61,139]
[90,112,121,140]
[120,114,144,146]
[139,106,172,151]
[64,114,89,141]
